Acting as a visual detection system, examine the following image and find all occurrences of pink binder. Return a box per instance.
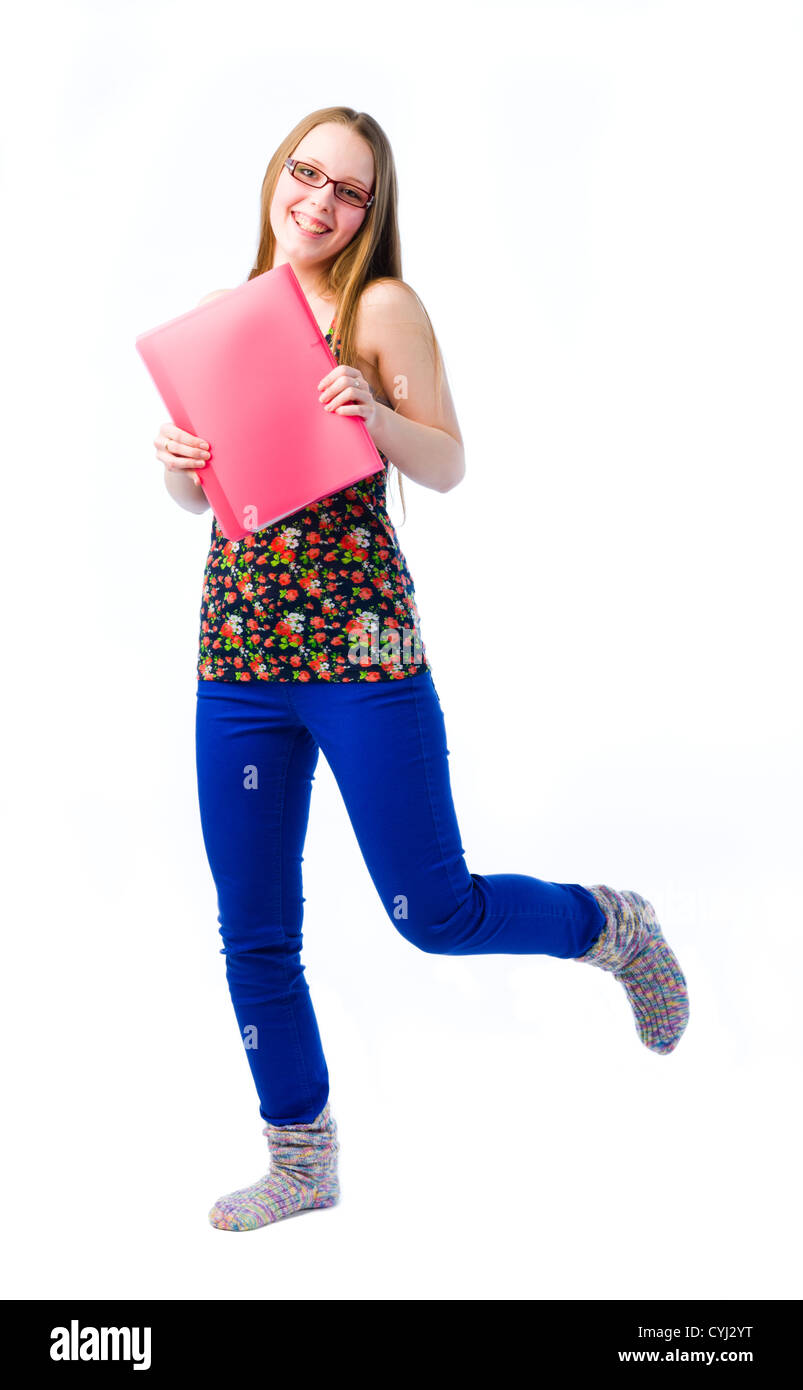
[135,263,385,541]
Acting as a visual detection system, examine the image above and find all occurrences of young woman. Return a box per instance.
[155,106,690,1233]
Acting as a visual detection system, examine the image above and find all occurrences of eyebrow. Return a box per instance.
[302,157,370,191]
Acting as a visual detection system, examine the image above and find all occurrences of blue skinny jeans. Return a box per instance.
[195,669,606,1125]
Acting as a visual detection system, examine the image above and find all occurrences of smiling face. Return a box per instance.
[270,123,375,292]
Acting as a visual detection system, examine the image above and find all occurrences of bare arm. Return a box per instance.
[355,281,466,494]
[163,456,212,513]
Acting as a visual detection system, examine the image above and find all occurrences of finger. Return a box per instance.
[331,403,368,417]
[158,447,206,469]
[154,435,210,459]
[320,373,365,404]
[318,370,360,402]
[323,386,369,411]
[316,368,351,390]
[161,423,211,449]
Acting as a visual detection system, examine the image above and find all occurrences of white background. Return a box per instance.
[1,0,801,1301]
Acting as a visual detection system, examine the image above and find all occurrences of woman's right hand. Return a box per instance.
[155,423,211,486]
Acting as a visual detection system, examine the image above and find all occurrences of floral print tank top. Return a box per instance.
[196,319,431,683]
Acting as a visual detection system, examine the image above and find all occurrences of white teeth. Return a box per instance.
[294,212,329,234]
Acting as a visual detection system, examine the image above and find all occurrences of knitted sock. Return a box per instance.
[208,1100,340,1232]
[575,884,690,1054]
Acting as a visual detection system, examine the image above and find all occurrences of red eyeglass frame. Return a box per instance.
[284,157,375,210]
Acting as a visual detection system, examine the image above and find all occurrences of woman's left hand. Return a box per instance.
[317,366,377,432]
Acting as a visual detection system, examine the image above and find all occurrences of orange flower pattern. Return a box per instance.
[197,322,431,683]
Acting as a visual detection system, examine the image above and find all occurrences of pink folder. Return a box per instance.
[135,263,385,541]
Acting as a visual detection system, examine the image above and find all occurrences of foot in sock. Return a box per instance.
[208,1100,340,1232]
[575,884,690,1054]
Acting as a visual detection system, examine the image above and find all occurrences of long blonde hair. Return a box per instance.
[247,106,446,526]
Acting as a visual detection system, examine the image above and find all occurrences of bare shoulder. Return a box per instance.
[356,278,430,335]
[357,279,464,452]
[197,288,234,307]
[354,277,437,377]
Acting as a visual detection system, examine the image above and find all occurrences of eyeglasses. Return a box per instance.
[284,156,374,210]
